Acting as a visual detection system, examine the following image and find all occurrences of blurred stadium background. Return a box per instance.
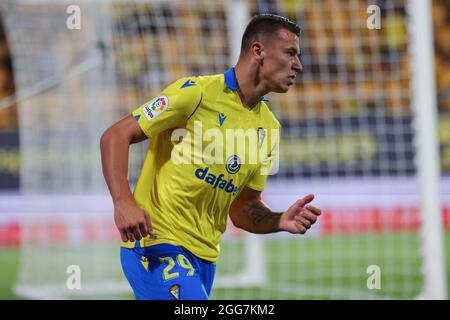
[0,0,449,299]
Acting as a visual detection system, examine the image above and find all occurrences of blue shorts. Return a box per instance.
[120,243,216,300]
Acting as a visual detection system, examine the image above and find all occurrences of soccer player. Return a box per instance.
[100,14,322,300]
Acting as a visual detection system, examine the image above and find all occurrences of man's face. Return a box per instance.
[259,28,302,93]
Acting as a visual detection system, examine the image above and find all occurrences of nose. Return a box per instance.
[293,55,303,73]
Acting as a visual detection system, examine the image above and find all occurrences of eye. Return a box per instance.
[286,51,296,57]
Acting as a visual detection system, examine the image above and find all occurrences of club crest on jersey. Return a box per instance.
[226,155,241,174]
[142,96,168,120]
[169,284,180,300]
[140,256,149,271]
[258,127,266,149]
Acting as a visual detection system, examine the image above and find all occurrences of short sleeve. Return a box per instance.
[131,77,202,138]
[246,126,281,192]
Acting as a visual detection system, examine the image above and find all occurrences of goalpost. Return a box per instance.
[407,0,447,299]
[2,0,446,299]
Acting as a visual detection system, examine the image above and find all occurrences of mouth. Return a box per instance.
[287,75,296,84]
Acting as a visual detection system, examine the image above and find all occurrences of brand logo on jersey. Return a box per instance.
[195,167,239,195]
[226,155,241,174]
[142,96,168,120]
[169,284,180,300]
[180,79,196,88]
[218,112,227,126]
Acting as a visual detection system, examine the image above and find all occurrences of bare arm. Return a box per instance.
[229,187,321,234]
[100,115,154,242]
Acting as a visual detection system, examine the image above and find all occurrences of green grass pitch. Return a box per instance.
[1,232,449,300]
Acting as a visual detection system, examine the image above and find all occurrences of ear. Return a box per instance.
[251,42,265,63]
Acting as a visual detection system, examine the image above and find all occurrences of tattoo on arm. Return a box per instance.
[245,201,282,227]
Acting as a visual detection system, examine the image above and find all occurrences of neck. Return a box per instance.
[234,59,269,109]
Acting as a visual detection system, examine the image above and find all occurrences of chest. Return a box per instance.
[187,95,269,164]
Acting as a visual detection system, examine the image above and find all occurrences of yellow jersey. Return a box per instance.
[123,67,280,262]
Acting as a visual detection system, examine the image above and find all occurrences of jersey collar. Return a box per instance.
[224,67,269,102]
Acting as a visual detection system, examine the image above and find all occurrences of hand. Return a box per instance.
[114,199,155,242]
[279,194,321,234]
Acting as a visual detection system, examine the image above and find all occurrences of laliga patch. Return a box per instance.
[142,96,168,121]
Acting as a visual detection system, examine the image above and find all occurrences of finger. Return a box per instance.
[144,213,157,239]
[294,221,307,234]
[296,194,315,207]
[295,216,311,229]
[119,229,129,242]
[299,209,318,224]
[127,230,136,242]
[305,205,322,216]
[139,222,148,238]
[131,226,143,241]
